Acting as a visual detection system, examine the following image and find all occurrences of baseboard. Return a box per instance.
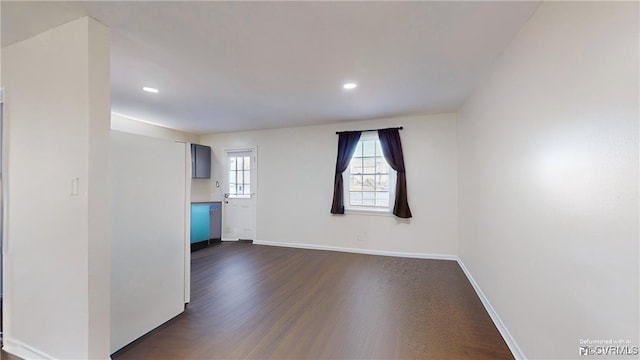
[190,239,221,252]
[252,240,458,261]
[3,337,56,360]
[456,258,526,360]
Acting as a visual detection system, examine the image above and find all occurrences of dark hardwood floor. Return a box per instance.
[113,242,513,359]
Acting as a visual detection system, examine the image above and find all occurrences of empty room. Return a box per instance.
[1,1,638,360]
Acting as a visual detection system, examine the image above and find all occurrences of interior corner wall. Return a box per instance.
[200,113,458,256]
[457,2,639,359]
[2,17,111,359]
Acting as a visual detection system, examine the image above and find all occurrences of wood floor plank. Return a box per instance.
[113,242,513,359]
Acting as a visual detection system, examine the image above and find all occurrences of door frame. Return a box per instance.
[222,147,257,241]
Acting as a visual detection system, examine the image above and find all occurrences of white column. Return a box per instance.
[2,17,111,359]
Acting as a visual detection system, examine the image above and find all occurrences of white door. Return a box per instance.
[223,149,256,241]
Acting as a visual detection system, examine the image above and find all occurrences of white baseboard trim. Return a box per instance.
[252,240,458,261]
[3,337,113,360]
[456,258,526,360]
[3,337,55,360]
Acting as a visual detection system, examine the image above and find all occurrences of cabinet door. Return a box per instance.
[190,203,211,243]
[209,204,222,240]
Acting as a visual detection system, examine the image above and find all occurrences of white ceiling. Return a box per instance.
[2,1,540,134]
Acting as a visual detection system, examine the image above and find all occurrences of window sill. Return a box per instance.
[344,208,394,217]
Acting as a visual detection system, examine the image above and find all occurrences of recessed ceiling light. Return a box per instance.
[343,82,357,90]
[143,87,159,93]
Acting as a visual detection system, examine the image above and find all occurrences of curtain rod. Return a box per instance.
[336,126,403,135]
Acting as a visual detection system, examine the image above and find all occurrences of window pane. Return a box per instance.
[362,191,375,206]
[350,192,362,206]
[376,141,384,156]
[350,158,363,174]
[377,175,389,191]
[228,171,236,185]
[376,191,390,206]
[353,142,363,157]
[244,156,251,170]
[237,156,243,171]
[363,140,376,156]
[362,175,375,191]
[229,183,236,195]
[350,175,363,191]
[238,184,243,193]
[244,170,250,185]
[244,184,251,195]
[363,166,376,175]
[229,158,236,172]
[363,157,375,170]
[237,170,244,185]
[376,158,389,174]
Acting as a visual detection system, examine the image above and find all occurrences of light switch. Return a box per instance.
[71,178,79,196]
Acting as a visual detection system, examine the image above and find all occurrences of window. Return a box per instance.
[228,153,252,198]
[344,132,396,213]
[331,127,411,218]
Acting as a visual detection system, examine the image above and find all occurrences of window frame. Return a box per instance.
[227,151,253,199]
[342,132,396,215]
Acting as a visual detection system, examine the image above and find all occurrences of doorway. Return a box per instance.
[222,148,256,241]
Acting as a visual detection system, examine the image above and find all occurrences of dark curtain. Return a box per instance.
[330,131,361,214]
[378,128,412,218]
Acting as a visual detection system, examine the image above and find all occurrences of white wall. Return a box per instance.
[111,113,211,203]
[111,113,200,143]
[110,114,195,351]
[202,113,458,256]
[86,19,112,360]
[111,131,188,353]
[2,17,111,359]
[0,4,3,305]
[457,2,639,359]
